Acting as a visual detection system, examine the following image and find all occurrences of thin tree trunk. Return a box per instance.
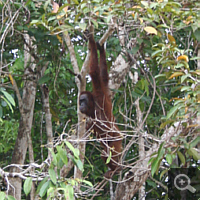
[63,32,88,179]
[28,131,35,200]
[9,66,37,198]
[135,98,146,200]
[41,84,53,155]
[9,34,37,199]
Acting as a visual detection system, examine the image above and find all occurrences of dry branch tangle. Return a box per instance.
[114,123,185,200]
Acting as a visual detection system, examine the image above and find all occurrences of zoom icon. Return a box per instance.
[174,174,196,193]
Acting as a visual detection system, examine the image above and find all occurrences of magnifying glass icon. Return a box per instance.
[174,174,196,193]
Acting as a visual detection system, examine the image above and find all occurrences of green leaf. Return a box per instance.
[75,159,83,171]
[148,156,156,165]
[36,177,48,194]
[65,141,77,157]
[65,141,74,151]
[23,177,32,196]
[52,25,73,32]
[79,22,87,31]
[141,1,149,8]
[166,104,180,119]
[44,0,51,11]
[181,74,190,83]
[48,148,57,166]
[174,63,185,69]
[7,196,16,200]
[72,0,79,4]
[187,148,200,161]
[1,89,15,106]
[157,142,165,160]
[38,75,51,85]
[190,56,200,61]
[47,187,54,198]
[166,154,173,164]
[91,19,98,28]
[106,14,113,23]
[151,50,163,58]
[1,96,14,113]
[57,155,64,169]
[12,57,24,70]
[160,169,168,179]
[39,181,50,197]
[194,29,200,42]
[47,16,57,22]
[155,74,166,79]
[151,158,159,177]
[190,136,200,148]
[0,192,6,200]
[48,168,57,185]
[82,180,93,187]
[56,146,68,166]
[177,151,185,165]
[132,45,140,55]
[106,150,112,164]
[67,179,77,187]
[74,13,81,22]
[180,86,191,92]
[160,119,174,129]
[74,148,80,158]
[25,0,31,6]
[30,20,41,25]
[144,79,149,96]
[146,179,157,188]
[65,185,74,200]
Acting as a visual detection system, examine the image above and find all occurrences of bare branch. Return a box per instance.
[63,32,80,88]
[99,23,116,46]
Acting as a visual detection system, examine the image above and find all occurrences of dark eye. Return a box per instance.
[80,99,86,105]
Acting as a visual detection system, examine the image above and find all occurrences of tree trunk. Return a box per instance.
[8,34,37,200]
[41,84,53,154]
[63,32,88,180]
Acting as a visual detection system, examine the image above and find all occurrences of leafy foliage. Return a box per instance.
[34,143,91,199]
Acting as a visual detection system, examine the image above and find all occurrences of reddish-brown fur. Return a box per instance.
[79,28,122,178]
